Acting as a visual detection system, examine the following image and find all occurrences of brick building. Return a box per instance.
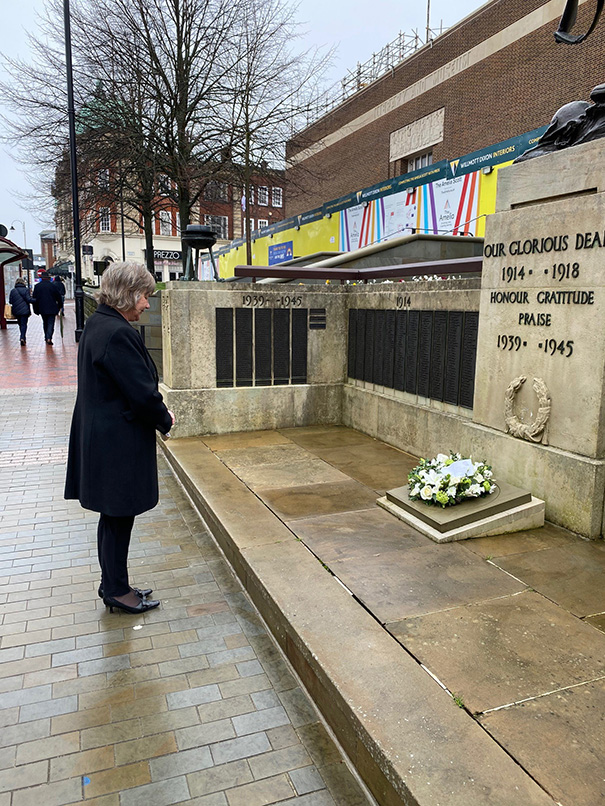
[285,0,605,215]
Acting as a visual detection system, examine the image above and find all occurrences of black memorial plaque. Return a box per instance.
[430,310,448,401]
[273,308,291,385]
[459,311,479,409]
[373,310,385,386]
[348,309,357,378]
[417,311,433,398]
[364,309,375,383]
[393,310,407,391]
[235,307,253,387]
[383,310,396,390]
[355,309,366,380]
[405,310,419,394]
[254,308,272,386]
[216,308,234,387]
[291,308,308,384]
[444,311,464,405]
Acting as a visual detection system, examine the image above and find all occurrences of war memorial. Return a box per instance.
[97,1,605,802]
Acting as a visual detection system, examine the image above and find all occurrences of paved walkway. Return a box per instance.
[0,306,370,806]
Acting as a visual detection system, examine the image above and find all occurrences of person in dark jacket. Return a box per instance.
[32,271,63,345]
[53,276,66,304]
[8,277,34,345]
[65,261,174,615]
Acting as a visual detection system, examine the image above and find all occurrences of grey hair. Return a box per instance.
[15,277,26,286]
[96,262,156,311]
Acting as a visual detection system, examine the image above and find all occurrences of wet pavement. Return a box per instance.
[0,306,371,806]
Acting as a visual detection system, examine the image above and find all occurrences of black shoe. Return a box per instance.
[46,339,53,345]
[98,585,153,599]
[103,596,160,614]
[20,338,25,346]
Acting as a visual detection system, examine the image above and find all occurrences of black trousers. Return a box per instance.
[97,513,135,597]
[16,315,28,340]
[41,314,56,340]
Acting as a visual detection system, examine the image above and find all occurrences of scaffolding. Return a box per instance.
[303,25,446,130]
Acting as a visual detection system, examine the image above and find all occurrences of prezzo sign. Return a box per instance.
[144,249,182,261]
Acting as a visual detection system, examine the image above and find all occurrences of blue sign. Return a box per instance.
[268,241,294,266]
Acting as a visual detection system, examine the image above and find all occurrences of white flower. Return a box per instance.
[424,469,442,487]
[467,484,482,497]
[412,485,421,496]
[420,485,434,500]
[447,486,456,498]
[435,453,449,465]
[475,473,484,483]
[484,469,493,479]
[448,475,461,486]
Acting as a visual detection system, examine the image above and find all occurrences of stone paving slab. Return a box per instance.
[387,590,605,713]
[493,540,605,617]
[328,543,525,622]
[288,509,426,563]
[479,680,605,806]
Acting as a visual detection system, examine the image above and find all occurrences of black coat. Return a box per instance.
[8,285,34,317]
[65,304,172,517]
[32,279,63,315]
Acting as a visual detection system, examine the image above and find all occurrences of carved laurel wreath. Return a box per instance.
[504,376,551,442]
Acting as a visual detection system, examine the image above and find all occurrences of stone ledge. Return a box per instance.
[160,435,555,806]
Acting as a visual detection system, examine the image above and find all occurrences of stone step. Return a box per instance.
[160,435,556,806]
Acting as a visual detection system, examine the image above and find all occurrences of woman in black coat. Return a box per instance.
[65,262,174,614]
[8,278,34,345]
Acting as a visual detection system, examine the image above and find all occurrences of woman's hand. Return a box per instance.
[168,410,175,426]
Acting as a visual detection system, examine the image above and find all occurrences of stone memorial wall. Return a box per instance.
[161,144,605,539]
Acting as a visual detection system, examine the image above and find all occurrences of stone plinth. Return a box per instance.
[378,481,544,542]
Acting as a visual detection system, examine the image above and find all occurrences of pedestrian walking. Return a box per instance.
[65,261,174,615]
[53,275,66,305]
[8,278,34,346]
[32,270,63,345]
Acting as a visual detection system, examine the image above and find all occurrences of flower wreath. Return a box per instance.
[407,452,495,508]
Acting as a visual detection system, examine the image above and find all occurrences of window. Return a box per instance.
[204,181,229,202]
[98,169,110,190]
[204,214,229,240]
[176,212,181,234]
[408,151,433,173]
[158,175,171,196]
[159,210,172,237]
[257,219,269,230]
[99,207,111,232]
[257,186,268,206]
[271,187,283,207]
[243,218,255,235]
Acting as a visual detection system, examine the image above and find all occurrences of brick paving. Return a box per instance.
[0,307,370,806]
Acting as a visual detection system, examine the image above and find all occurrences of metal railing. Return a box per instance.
[233,256,482,283]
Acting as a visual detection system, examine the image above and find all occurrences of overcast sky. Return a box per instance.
[1,0,481,253]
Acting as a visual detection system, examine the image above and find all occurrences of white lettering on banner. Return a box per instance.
[290,0,589,165]
[389,108,445,163]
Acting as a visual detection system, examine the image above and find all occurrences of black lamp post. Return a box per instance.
[63,0,84,341]
[180,225,219,281]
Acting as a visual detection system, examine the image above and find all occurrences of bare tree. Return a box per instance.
[224,0,332,262]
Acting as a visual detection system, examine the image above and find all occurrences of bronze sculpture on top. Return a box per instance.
[515,0,605,162]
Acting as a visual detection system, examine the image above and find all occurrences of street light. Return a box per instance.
[9,220,27,248]
[63,0,84,342]
[10,220,30,287]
